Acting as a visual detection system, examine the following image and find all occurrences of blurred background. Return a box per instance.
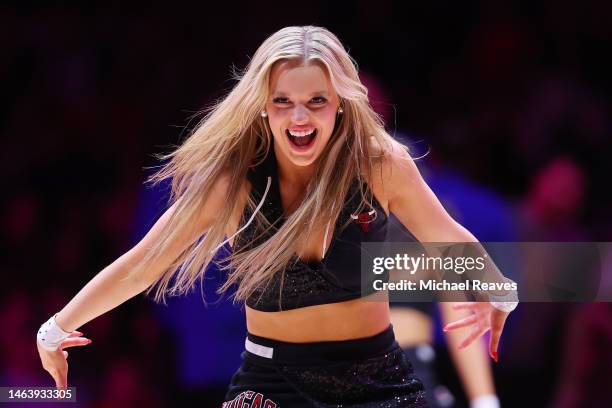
[2,1,611,407]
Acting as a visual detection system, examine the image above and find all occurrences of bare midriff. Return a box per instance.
[245,293,391,343]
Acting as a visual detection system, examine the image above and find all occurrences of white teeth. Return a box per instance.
[288,129,315,137]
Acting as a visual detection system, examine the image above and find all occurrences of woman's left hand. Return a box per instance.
[443,302,511,362]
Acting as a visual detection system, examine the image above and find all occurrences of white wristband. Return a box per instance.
[470,394,500,408]
[37,314,72,352]
[488,277,519,313]
[490,300,519,312]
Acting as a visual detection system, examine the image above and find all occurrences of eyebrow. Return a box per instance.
[272,91,329,97]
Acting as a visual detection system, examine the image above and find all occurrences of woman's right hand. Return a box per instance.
[36,331,92,390]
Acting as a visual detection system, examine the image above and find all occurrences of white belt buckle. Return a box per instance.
[245,338,274,359]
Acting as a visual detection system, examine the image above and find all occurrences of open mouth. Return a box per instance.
[286,128,317,149]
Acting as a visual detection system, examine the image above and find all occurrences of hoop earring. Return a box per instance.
[261,111,268,118]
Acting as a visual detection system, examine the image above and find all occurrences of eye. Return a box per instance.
[272,97,289,104]
[310,96,327,104]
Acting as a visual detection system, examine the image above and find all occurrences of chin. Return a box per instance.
[284,147,320,166]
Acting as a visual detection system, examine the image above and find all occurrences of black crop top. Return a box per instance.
[232,144,389,312]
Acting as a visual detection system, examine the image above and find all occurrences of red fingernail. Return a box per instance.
[492,351,498,363]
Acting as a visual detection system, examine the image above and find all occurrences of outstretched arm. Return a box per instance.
[37,172,233,389]
[55,199,194,332]
[381,142,515,359]
[56,173,232,331]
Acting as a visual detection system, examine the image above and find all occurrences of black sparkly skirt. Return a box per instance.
[223,325,428,407]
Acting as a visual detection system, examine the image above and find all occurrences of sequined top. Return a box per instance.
[232,143,390,312]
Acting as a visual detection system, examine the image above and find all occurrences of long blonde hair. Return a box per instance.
[128,26,405,305]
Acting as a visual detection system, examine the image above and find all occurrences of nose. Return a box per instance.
[291,104,309,124]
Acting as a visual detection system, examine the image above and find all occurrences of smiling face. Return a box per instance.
[265,60,341,168]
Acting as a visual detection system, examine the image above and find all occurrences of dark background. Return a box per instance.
[2,1,611,407]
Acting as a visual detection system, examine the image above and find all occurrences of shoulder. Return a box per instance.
[194,168,250,226]
[208,169,235,200]
[363,137,419,205]
[216,167,252,194]
[365,136,415,171]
